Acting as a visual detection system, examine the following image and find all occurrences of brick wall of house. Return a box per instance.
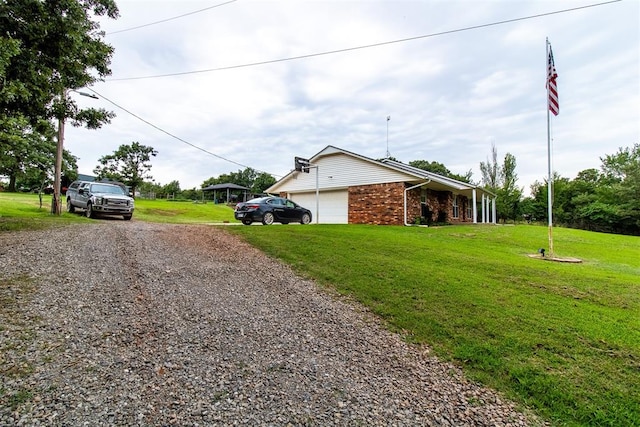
[287,184,474,225]
[418,190,473,224]
[406,188,422,224]
[349,182,406,225]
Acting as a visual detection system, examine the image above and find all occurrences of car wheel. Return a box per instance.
[66,199,75,213]
[123,215,132,221]
[242,218,252,225]
[262,212,275,225]
[85,203,94,219]
[300,213,311,224]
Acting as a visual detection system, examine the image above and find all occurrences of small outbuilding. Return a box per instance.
[202,183,250,203]
[266,145,497,225]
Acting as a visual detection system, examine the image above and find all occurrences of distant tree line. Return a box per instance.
[136,167,277,202]
[522,144,639,235]
[406,143,639,236]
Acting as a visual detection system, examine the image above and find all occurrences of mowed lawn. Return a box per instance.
[2,192,639,426]
[227,223,640,427]
[0,193,239,230]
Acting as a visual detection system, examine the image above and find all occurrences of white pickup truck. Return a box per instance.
[66,180,135,220]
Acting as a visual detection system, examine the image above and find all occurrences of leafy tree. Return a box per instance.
[479,143,500,190]
[601,144,640,182]
[252,172,277,194]
[94,142,157,197]
[137,180,163,198]
[202,167,276,194]
[408,160,473,183]
[523,144,639,235]
[0,0,118,128]
[525,172,568,225]
[181,187,203,201]
[0,115,77,191]
[495,153,522,222]
[163,180,181,197]
[600,144,640,233]
[478,145,522,222]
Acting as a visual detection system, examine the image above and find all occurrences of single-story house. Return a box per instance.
[266,145,497,225]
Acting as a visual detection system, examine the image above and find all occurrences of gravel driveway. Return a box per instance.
[1,221,539,426]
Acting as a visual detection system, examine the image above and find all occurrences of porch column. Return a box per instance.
[481,194,485,223]
[472,189,477,224]
[492,197,497,224]
[486,196,490,224]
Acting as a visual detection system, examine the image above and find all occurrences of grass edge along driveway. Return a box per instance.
[227,224,640,427]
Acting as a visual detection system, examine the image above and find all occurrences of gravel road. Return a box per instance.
[1,221,539,426]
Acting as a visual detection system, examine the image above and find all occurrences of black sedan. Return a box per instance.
[234,196,312,225]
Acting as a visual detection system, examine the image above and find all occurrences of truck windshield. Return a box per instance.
[91,184,125,195]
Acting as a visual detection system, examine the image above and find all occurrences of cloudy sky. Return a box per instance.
[65,0,639,194]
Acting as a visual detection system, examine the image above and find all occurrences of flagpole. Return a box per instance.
[546,38,554,255]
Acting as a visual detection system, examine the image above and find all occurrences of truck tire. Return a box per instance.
[85,202,94,219]
[66,198,75,213]
[123,214,132,221]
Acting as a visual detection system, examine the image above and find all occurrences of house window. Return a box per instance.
[452,195,459,219]
[466,200,473,220]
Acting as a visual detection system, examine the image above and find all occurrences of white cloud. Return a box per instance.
[64,0,639,194]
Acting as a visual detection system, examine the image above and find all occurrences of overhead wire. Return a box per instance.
[96,0,621,174]
[108,0,621,81]
[106,0,238,35]
[86,88,280,178]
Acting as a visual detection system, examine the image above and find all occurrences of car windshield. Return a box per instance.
[91,184,125,195]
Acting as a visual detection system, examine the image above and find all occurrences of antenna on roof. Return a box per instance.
[386,115,391,158]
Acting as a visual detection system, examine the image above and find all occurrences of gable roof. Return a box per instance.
[202,183,250,191]
[267,145,495,197]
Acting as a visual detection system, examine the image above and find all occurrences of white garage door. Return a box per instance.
[291,190,348,224]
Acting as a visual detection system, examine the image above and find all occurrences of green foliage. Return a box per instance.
[93,141,157,196]
[408,159,473,183]
[523,144,639,235]
[229,223,640,426]
[478,145,523,223]
[0,115,77,192]
[496,152,522,222]
[479,143,500,190]
[202,167,276,194]
[0,0,118,127]
[163,180,181,195]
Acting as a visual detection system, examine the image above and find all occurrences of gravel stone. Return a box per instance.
[0,221,542,426]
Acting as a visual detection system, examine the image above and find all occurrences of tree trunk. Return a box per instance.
[8,174,17,192]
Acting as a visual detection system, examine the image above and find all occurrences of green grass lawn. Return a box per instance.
[2,192,639,426]
[0,192,87,231]
[0,193,239,230]
[133,198,239,223]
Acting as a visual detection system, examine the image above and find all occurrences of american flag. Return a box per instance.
[547,46,559,116]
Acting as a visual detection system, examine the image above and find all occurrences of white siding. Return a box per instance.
[291,190,348,224]
[270,153,415,193]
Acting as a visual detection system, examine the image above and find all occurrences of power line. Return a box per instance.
[106,0,238,36]
[108,0,621,81]
[87,88,280,178]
